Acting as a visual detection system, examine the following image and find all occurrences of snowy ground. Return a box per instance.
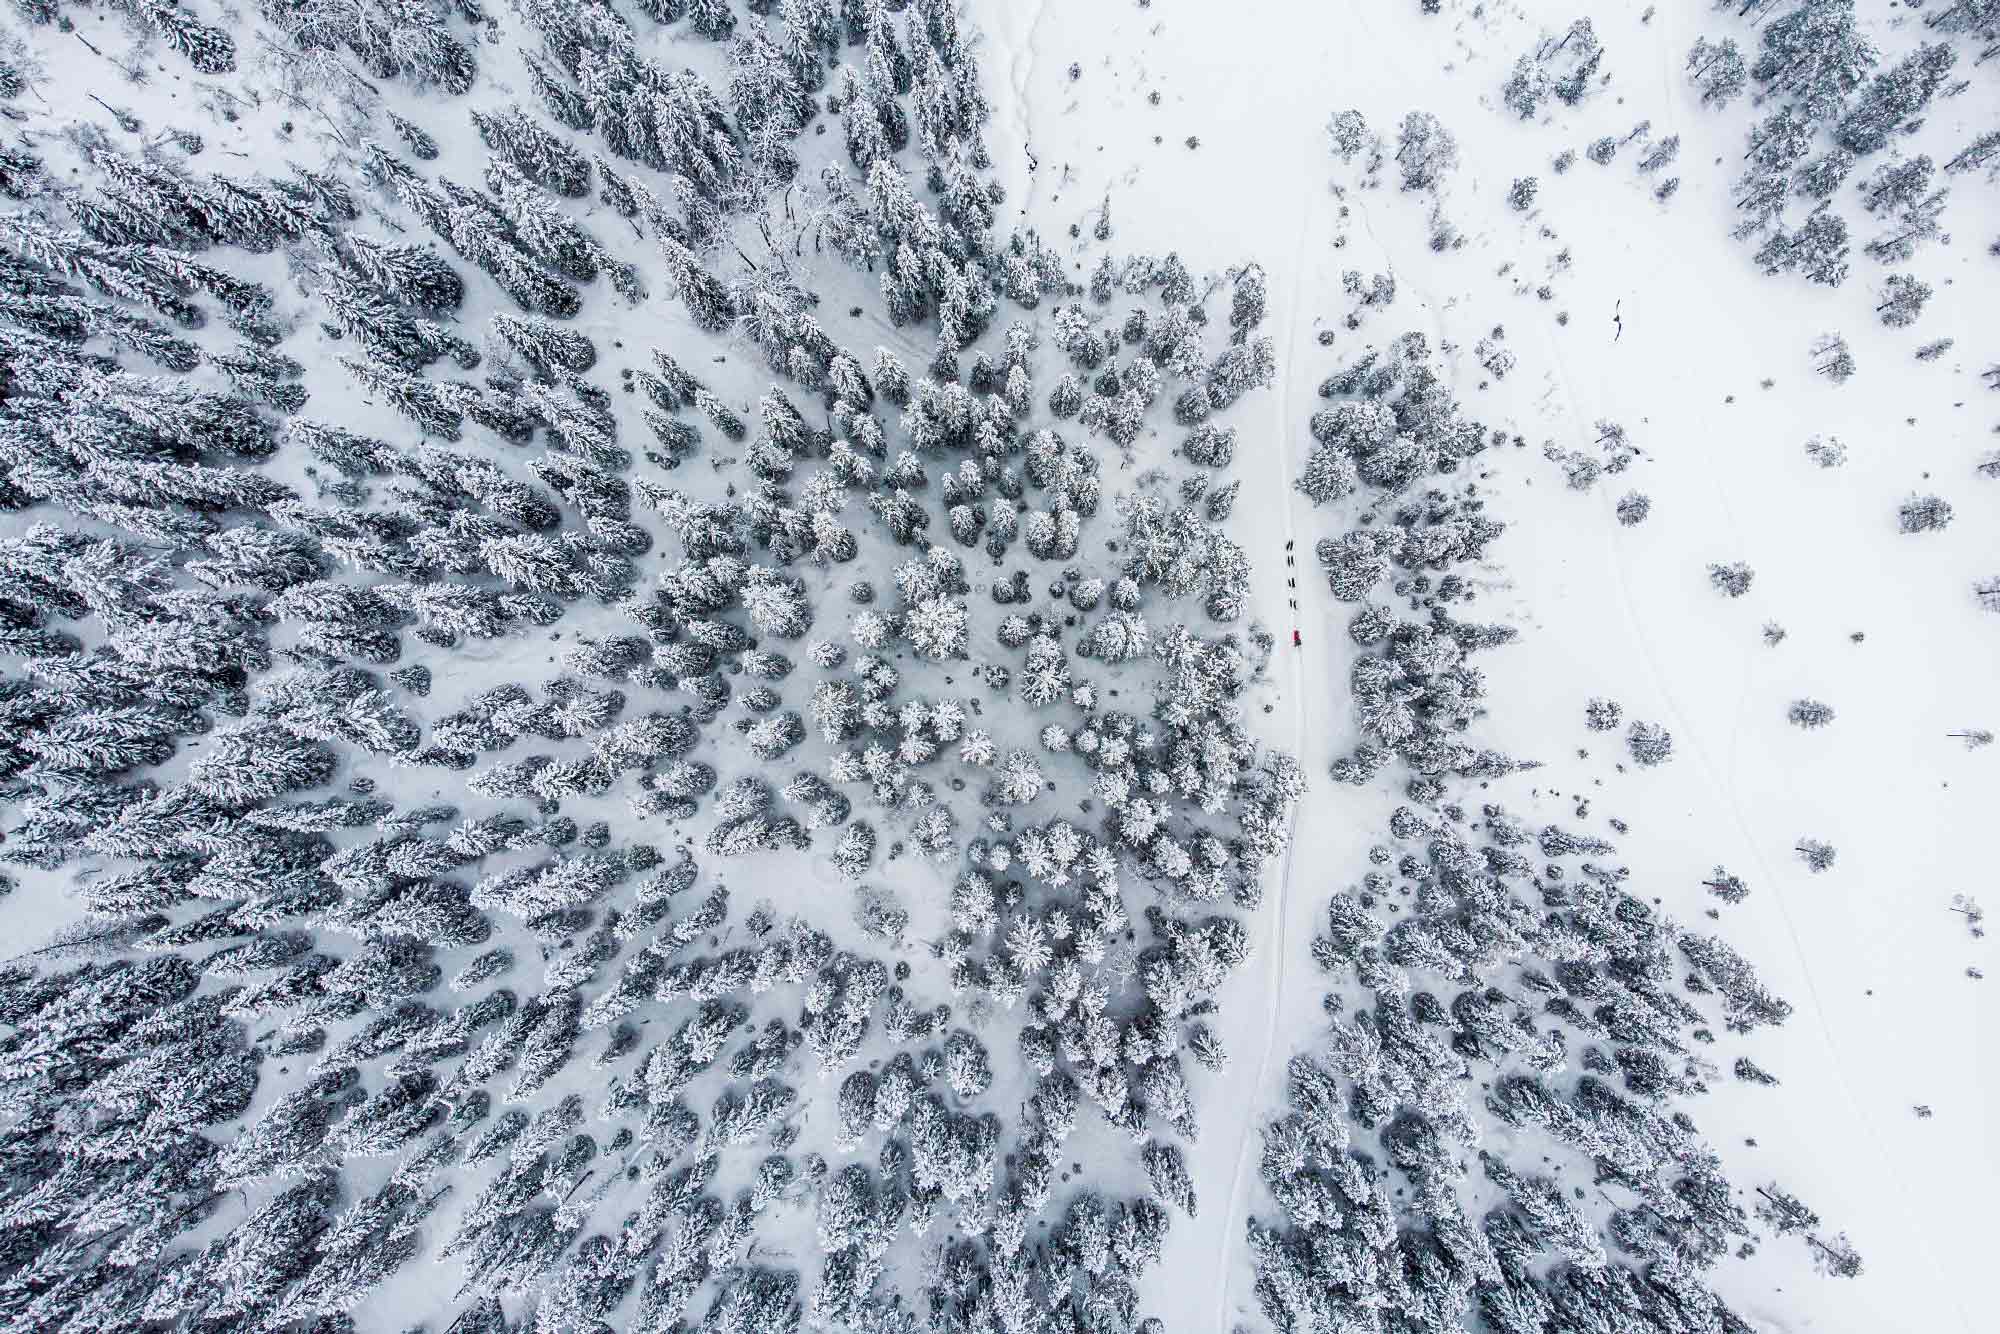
[983,2,1996,1331]
[7,0,1994,1328]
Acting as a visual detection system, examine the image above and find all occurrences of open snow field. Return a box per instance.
[984,2,1996,1330]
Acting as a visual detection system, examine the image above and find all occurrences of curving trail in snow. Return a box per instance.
[999,0,1051,218]
[1509,14,1978,1328]
[1526,231,1974,1334]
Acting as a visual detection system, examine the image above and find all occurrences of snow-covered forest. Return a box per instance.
[0,0,1990,1331]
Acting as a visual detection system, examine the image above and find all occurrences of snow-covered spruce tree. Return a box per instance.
[1752,0,1878,123]
[1835,41,1954,156]
[1875,273,1932,328]
[1810,332,1857,383]
[1501,20,1603,119]
[1755,210,1850,287]
[1626,719,1674,767]
[1708,560,1755,597]
[1686,35,1747,108]
[1897,493,1953,534]
[1395,110,1459,191]
[471,106,593,198]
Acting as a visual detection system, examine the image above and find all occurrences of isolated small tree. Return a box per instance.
[1876,274,1932,328]
[1811,333,1856,383]
[1708,562,1755,597]
[1795,839,1837,873]
[833,823,875,879]
[1945,130,2000,177]
[1810,1232,1866,1279]
[1898,494,1953,533]
[1755,1184,1864,1275]
[992,750,1046,805]
[1584,698,1623,732]
[1395,111,1459,191]
[1507,176,1539,211]
[1502,55,1551,120]
[942,1030,992,1098]
[1950,893,1986,939]
[1615,492,1651,526]
[1756,1184,1820,1236]
[1705,866,1750,904]
[1627,720,1674,767]
[1638,136,1679,173]
[1787,699,1835,729]
[1330,109,1369,160]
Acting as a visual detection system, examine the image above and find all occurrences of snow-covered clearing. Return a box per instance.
[985,2,1995,1331]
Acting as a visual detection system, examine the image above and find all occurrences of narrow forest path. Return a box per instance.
[1198,151,1329,1334]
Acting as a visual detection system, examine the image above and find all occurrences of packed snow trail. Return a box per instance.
[1199,100,1451,1332]
[998,0,1050,218]
[1208,180,1320,1334]
[977,5,1438,1325]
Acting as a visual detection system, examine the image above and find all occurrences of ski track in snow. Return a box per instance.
[1199,6,1453,1320]
[1208,165,1319,1334]
[1528,230,1974,1334]
[1528,14,1974,1324]
[1556,342,1975,1334]
[1004,0,1051,217]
